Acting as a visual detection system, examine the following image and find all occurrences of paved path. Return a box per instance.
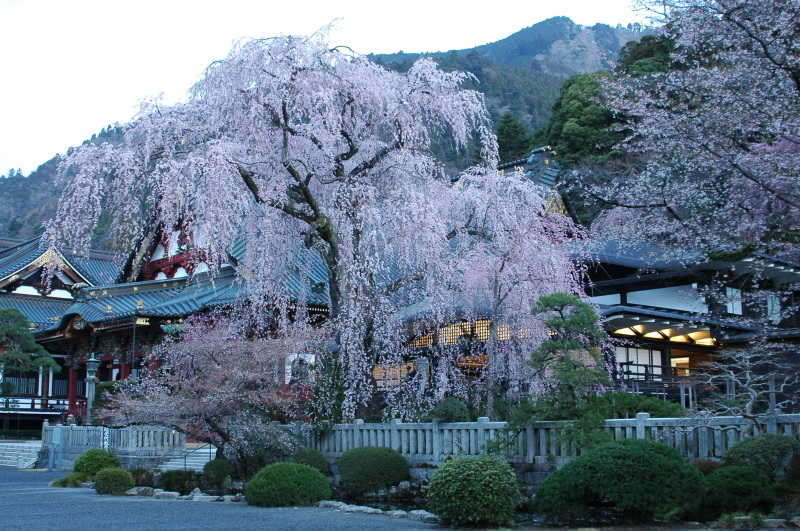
[0,468,437,531]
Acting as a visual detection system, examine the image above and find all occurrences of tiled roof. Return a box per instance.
[0,237,121,286]
[0,294,73,331]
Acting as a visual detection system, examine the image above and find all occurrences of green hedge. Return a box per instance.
[338,446,409,497]
[722,434,800,481]
[701,466,773,520]
[532,439,707,522]
[50,472,90,487]
[159,470,200,495]
[245,462,331,506]
[203,458,236,489]
[94,467,135,495]
[427,455,518,527]
[423,397,470,422]
[73,449,120,478]
[288,448,330,475]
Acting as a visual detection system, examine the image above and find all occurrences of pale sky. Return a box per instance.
[0,0,645,175]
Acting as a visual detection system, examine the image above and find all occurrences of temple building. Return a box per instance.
[2,148,799,429]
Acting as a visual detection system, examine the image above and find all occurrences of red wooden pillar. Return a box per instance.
[67,364,77,411]
[119,359,130,380]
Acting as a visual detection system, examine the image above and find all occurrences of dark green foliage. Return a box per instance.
[423,397,470,423]
[604,391,687,419]
[50,472,89,487]
[528,293,609,415]
[0,308,58,375]
[127,467,154,487]
[337,446,409,497]
[244,462,331,507]
[691,459,723,476]
[701,466,773,520]
[617,35,676,75]
[203,458,236,489]
[532,439,707,522]
[159,470,200,495]
[722,434,800,481]
[73,449,121,478]
[496,112,531,162]
[94,467,135,495]
[531,71,623,168]
[288,448,330,475]
[427,455,518,527]
[489,294,613,452]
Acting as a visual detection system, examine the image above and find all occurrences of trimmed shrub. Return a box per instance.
[722,434,800,481]
[94,467,135,495]
[127,467,154,487]
[691,459,723,476]
[532,439,707,522]
[424,397,471,423]
[50,472,90,487]
[203,458,236,489]
[701,466,773,520]
[73,449,121,478]
[427,455,518,527]
[288,448,330,475]
[159,470,200,495]
[605,391,687,418]
[337,446,409,497]
[245,462,331,507]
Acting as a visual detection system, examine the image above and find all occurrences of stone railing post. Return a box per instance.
[390,418,400,452]
[766,413,779,434]
[476,417,488,453]
[353,419,363,448]
[432,419,441,463]
[636,412,650,440]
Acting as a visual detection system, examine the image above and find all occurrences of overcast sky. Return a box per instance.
[0,0,645,175]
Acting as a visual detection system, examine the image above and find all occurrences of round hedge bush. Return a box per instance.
[245,462,332,507]
[337,446,409,497]
[532,439,707,522]
[127,467,154,487]
[94,467,135,495]
[289,448,330,475]
[701,466,773,520]
[73,449,121,478]
[159,470,200,495]
[722,434,800,481]
[427,455,518,527]
[203,458,236,489]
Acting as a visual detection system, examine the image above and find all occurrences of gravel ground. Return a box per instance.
[0,468,437,531]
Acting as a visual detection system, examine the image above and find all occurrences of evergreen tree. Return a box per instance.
[495,112,531,163]
[0,308,58,374]
[532,71,622,168]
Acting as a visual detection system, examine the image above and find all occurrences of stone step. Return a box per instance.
[157,446,215,472]
[0,443,41,469]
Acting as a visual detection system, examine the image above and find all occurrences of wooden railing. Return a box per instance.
[0,397,71,411]
[293,412,800,466]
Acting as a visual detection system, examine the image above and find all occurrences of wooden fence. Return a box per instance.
[296,412,800,466]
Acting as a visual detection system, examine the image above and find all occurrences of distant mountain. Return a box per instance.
[0,126,125,244]
[373,17,651,78]
[0,17,652,242]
